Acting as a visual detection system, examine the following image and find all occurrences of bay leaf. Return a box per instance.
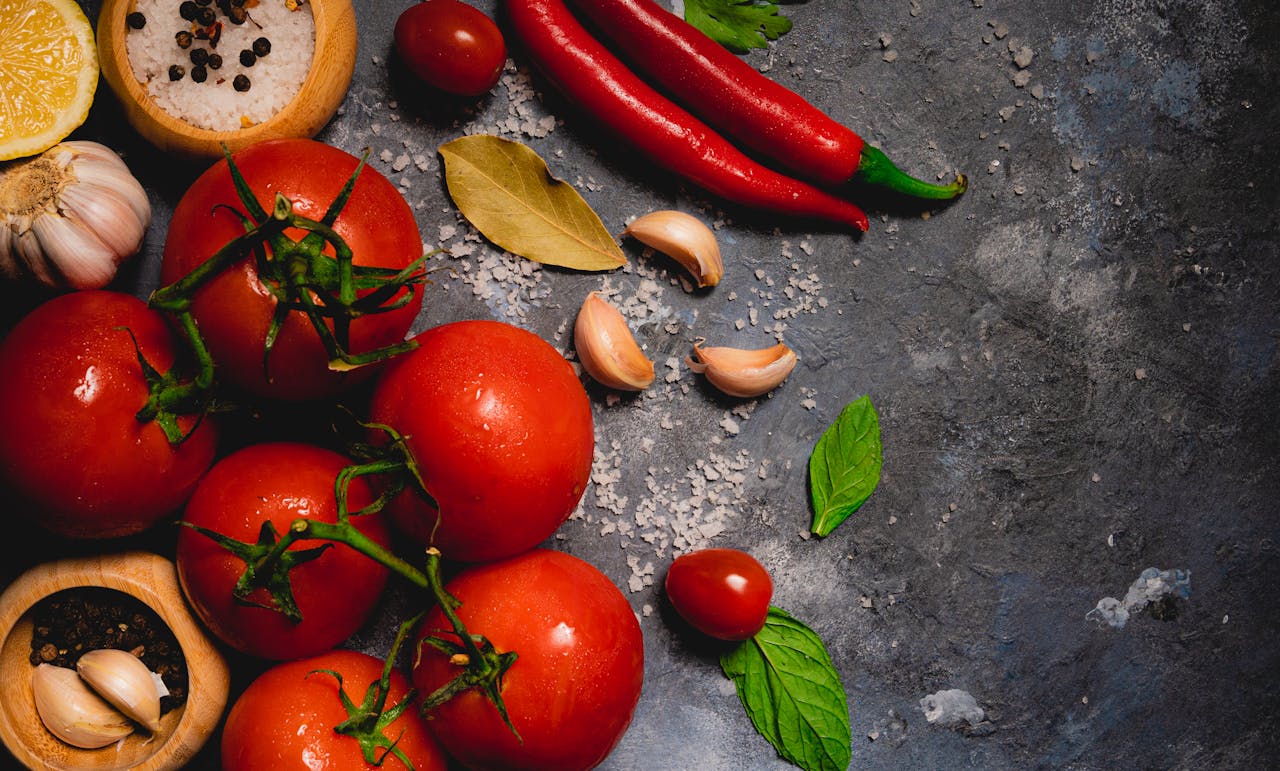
[438,135,626,271]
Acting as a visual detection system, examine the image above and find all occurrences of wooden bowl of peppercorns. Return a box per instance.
[0,552,229,770]
[96,0,357,161]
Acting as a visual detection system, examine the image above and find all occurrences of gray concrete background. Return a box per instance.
[4,0,1277,768]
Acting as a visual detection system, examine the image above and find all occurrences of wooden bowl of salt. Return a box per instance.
[0,552,229,771]
[96,0,357,160]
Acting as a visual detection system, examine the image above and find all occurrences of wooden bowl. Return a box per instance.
[0,552,230,771]
[96,0,357,161]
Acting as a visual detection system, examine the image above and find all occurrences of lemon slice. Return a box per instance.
[0,0,99,160]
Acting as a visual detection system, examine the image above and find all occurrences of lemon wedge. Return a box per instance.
[0,0,99,161]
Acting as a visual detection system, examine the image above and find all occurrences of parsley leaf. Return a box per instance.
[683,0,794,53]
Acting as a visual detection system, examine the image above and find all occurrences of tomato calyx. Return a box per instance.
[116,324,216,446]
[180,518,334,622]
[414,548,522,741]
[150,146,433,383]
[312,613,427,769]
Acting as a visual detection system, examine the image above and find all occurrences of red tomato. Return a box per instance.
[368,320,593,562]
[160,139,424,402]
[394,0,507,96]
[176,442,391,659]
[222,649,448,771]
[413,549,643,770]
[0,290,217,538]
[665,548,773,640]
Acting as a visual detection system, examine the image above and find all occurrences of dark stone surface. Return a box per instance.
[3,0,1277,768]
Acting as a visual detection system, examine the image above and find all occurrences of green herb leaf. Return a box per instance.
[809,395,882,537]
[683,0,794,53]
[720,607,851,771]
[438,135,626,271]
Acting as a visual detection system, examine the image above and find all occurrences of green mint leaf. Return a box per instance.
[809,395,882,537]
[720,607,851,771]
[683,0,794,53]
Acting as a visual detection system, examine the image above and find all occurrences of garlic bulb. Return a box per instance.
[31,664,134,749]
[76,648,163,732]
[0,140,150,289]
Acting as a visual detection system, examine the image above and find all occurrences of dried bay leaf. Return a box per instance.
[438,135,626,271]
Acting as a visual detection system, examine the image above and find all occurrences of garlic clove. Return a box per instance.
[623,210,724,288]
[686,339,798,398]
[30,211,120,290]
[59,181,147,257]
[76,649,163,733]
[32,664,135,749]
[65,147,151,228]
[574,291,655,391]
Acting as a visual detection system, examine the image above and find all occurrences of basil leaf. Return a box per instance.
[683,0,794,54]
[720,607,851,771]
[808,395,882,537]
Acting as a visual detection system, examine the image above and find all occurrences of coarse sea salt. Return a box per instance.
[126,0,316,131]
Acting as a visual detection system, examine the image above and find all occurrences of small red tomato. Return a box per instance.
[0,290,217,538]
[176,442,391,659]
[394,0,506,96]
[222,649,448,771]
[665,548,773,640]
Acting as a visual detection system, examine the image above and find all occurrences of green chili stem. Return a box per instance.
[855,145,968,200]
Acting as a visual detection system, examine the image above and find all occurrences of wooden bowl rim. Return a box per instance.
[97,0,356,158]
[0,551,229,771]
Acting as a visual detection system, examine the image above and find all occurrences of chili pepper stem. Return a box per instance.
[855,145,968,200]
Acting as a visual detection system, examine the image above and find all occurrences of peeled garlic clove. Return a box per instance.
[686,339,797,398]
[76,649,163,732]
[32,664,134,749]
[575,291,655,391]
[623,210,723,288]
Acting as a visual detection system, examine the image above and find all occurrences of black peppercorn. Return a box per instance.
[231,0,245,6]
[178,1,198,20]
[175,30,193,48]
[168,65,185,81]
[207,52,223,69]
[239,49,256,67]
[125,11,145,29]
[227,5,247,24]
[233,74,250,92]
[196,6,216,25]
[252,37,271,57]
[195,0,212,5]
[191,64,208,83]
[190,47,208,66]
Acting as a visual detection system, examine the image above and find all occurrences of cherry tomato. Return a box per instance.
[222,649,448,771]
[0,290,217,539]
[665,548,773,640]
[368,320,593,562]
[394,0,507,96]
[161,139,424,402]
[176,442,391,659]
[413,549,643,769]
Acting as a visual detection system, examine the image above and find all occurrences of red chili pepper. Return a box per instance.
[504,0,869,232]
[563,0,966,200]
